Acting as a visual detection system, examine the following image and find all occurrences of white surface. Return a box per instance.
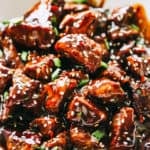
[0,0,149,21]
[0,0,38,21]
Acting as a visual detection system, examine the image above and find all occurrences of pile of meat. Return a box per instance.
[0,0,150,149]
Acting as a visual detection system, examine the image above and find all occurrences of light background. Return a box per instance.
[0,0,149,21]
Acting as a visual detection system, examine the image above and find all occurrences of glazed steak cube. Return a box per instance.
[67,94,106,126]
[87,78,125,103]
[70,127,100,149]
[5,0,59,49]
[44,76,77,113]
[0,60,13,94]
[60,10,97,36]
[132,80,150,119]
[30,116,58,138]
[4,130,41,150]
[24,55,56,81]
[43,132,68,149]
[1,37,23,68]
[0,69,44,121]
[102,61,129,84]
[110,107,135,150]
[55,34,107,72]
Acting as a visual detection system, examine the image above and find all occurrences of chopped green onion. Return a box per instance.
[92,130,105,141]
[21,51,28,62]
[54,27,59,36]
[51,16,57,26]
[100,61,108,69]
[130,24,140,31]
[78,78,89,87]
[0,49,3,58]
[51,146,60,150]
[136,37,145,46]
[73,0,87,3]
[77,111,82,118]
[53,58,61,68]
[10,16,23,25]
[51,68,61,81]
[2,20,10,25]
[35,146,46,150]
[3,91,9,100]
[104,39,110,50]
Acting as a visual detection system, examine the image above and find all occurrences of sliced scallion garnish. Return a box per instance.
[130,24,140,31]
[21,51,28,62]
[78,78,89,87]
[104,38,110,50]
[54,27,59,36]
[92,130,105,141]
[51,68,61,81]
[53,58,61,68]
[100,61,108,69]
[73,0,87,3]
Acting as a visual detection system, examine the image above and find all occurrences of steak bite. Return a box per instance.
[4,0,64,49]
[3,130,41,150]
[0,59,13,94]
[60,10,97,36]
[101,61,130,84]
[67,94,107,126]
[132,79,150,120]
[30,116,58,138]
[60,8,107,36]
[43,132,68,149]
[0,69,44,121]
[110,107,135,150]
[24,54,57,81]
[70,127,103,149]
[44,75,77,113]
[55,34,107,72]
[87,78,125,103]
[1,37,23,68]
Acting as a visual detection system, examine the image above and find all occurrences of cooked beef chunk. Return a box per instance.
[0,59,13,94]
[110,107,135,150]
[30,116,58,138]
[4,130,41,150]
[67,94,106,126]
[44,75,77,113]
[102,61,130,84]
[43,132,68,149]
[55,34,107,72]
[86,78,125,103]
[24,54,57,81]
[1,37,23,68]
[0,69,44,121]
[70,127,102,149]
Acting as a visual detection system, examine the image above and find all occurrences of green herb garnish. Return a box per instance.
[78,78,89,87]
[51,68,61,81]
[130,24,140,31]
[100,61,108,69]
[51,16,57,26]
[92,130,105,141]
[35,146,46,150]
[54,27,59,36]
[0,49,3,58]
[73,0,87,3]
[104,39,110,50]
[21,51,28,62]
[53,58,61,68]
[2,20,10,25]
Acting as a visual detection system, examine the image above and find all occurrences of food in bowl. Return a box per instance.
[0,0,149,149]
